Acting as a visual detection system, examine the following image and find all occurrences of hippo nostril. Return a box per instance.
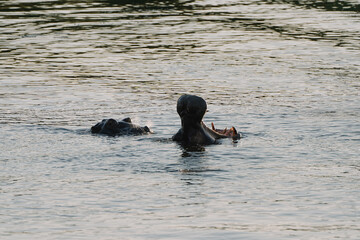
[91,123,101,133]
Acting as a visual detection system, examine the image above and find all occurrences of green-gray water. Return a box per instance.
[1,0,359,239]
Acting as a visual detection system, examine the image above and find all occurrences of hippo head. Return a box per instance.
[173,94,241,145]
[176,94,207,129]
[172,94,216,145]
[91,117,151,136]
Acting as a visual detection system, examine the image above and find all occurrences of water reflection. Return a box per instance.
[1,0,359,14]
[176,143,207,172]
[104,0,195,8]
[2,0,359,55]
[180,145,206,156]
[0,0,195,11]
[267,0,360,12]
[178,151,207,186]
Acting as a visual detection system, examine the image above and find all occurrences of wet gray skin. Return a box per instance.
[91,118,151,136]
[172,94,239,145]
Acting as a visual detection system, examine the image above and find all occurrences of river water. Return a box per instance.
[1,0,359,239]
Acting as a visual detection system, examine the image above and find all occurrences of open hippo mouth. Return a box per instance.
[91,117,151,136]
[211,122,239,139]
[173,94,240,145]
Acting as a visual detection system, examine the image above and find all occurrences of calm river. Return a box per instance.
[1,0,359,239]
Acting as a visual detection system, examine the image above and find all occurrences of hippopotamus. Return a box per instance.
[91,117,151,136]
[172,94,240,145]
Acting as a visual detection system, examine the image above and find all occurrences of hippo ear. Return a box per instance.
[144,126,150,133]
[122,117,132,123]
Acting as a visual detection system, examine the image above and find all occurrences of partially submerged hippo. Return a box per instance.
[91,117,151,136]
[172,94,241,145]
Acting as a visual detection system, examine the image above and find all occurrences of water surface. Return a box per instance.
[0,0,359,239]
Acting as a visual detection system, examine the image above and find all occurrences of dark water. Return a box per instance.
[1,0,360,239]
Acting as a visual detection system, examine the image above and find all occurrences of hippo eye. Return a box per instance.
[105,119,118,128]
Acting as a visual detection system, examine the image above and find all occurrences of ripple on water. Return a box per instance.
[1,0,360,239]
